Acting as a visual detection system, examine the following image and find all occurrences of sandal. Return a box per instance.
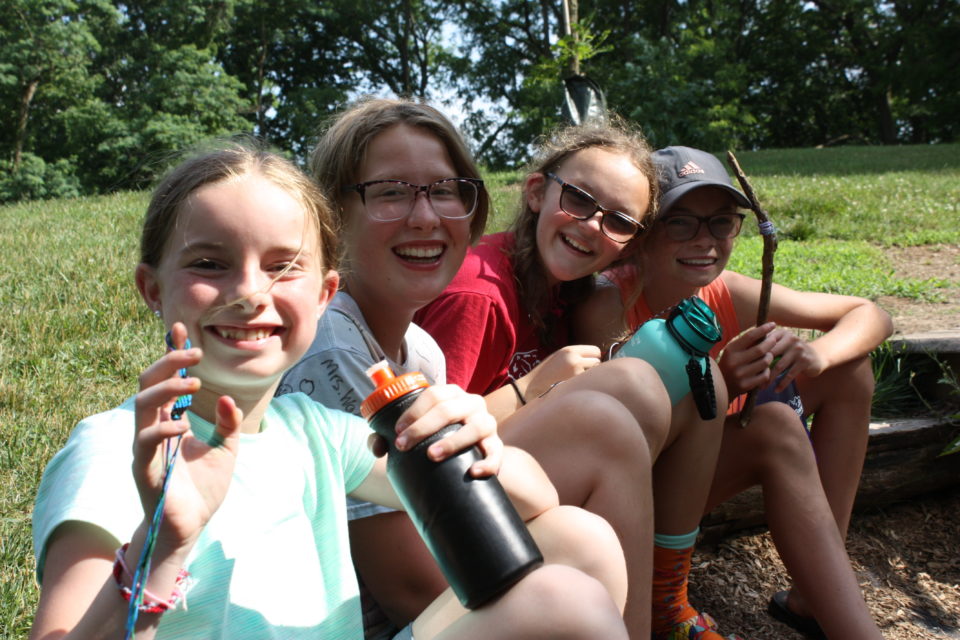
[767,590,826,639]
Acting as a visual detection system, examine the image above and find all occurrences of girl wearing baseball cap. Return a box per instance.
[578,145,890,639]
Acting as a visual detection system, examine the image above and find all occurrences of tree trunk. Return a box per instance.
[877,86,898,144]
[14,79,39,171]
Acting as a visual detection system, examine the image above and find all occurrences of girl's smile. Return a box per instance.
[392,240,447,266]
[208,323,285,346]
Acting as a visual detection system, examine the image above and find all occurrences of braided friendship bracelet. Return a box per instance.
[114,544,190,614]
[758,220,776,236]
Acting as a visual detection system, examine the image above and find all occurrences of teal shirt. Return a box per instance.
[33,393,376,639]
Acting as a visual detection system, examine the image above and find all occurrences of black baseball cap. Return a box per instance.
[652,146,750,215]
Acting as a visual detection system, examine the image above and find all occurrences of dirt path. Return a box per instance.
[878,244,960,335]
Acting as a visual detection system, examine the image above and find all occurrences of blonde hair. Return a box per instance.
[509,116,659,339]
[309,97,489,249]
[141,142,338,274]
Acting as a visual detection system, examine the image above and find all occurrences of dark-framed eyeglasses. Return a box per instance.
[545,173,643,244]
[659,213,746,242]
[344,178,483,222]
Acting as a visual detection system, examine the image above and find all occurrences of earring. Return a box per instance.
[154,309,162,318]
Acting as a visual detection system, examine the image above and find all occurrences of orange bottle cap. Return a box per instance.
[360,360,429,419]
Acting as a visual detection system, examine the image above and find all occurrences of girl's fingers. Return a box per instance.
[396,385,486,441]
[134,418,190,459]
[138,348,203,392]
[135,375,201,432]
[168,322,190,350]
[572,344,602,359]
[396,384,462,427]
[368,433,390,458]
[213,395,243,454]
[468,433,504,478]
[735,322,775,347]
[423,411,499,462]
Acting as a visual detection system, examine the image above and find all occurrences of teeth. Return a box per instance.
[562,235,590,253]
[217,327,273,341]
[679,258,715,265]
[395,245,442,259]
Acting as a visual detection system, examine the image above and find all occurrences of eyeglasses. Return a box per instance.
[545,173,643,244]
[345,178,483,222]
[659,213,746,242]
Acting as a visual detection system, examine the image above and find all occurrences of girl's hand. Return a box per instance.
[520,344,602,399]
[766,326,826,391]
[720,323,826,395]
[718,322,779,396]
[132,323,242,552]
[392,384,502,478]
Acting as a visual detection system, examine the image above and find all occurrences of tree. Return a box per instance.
[0,0,113,170]
[82,0,251,190]
[445,0,562,167]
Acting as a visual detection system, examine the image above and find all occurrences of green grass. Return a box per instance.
[488,143,960,247]
[0,191,155,638]
[719,144,960,246]
[726,238,951,302]
[1,144,958,638]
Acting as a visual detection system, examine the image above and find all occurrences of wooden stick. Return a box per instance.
[726,151,778,427]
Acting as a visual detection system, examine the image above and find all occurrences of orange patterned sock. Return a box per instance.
[651,544,743,639]
[651,544,698,634]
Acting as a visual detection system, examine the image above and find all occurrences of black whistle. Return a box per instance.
[361,362,543,609]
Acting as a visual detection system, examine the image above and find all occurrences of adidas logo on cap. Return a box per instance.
[678,161,705,178]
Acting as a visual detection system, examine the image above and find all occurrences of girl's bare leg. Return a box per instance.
[707,401,881,639]
[414,564,628,640]
[501,387,660,637]
[799,355,874,538]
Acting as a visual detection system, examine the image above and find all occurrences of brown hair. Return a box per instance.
[309,97,489,254]
[509,115,659,340]
[140,141,338,274]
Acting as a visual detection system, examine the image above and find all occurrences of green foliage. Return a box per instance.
[3,0,958,192]
[482,169,525,230]
[0,153,81,203]
[869,341,930,419]
[934,360,960,456]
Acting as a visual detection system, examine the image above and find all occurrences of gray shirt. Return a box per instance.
[277,291,446,518]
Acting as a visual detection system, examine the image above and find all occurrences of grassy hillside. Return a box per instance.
[1,144,958,637]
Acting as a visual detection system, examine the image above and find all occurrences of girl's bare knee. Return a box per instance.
[512,565,627,638]
[532,505,627,610]
[743,402,813,472]
[553,390,653,464]
[801,355,875,411]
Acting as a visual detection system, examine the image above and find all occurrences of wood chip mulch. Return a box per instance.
[688,487,960,639]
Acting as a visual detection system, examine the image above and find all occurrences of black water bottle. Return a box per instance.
[360,361,543,608]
